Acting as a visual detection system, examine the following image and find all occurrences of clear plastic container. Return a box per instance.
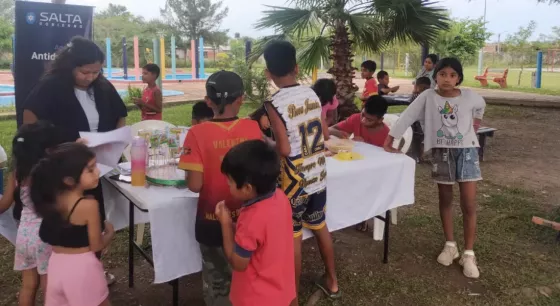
[130,136,147,186]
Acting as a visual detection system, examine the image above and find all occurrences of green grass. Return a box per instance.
[387,66,560,96]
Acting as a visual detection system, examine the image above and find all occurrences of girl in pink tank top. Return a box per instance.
[135,64,163,120]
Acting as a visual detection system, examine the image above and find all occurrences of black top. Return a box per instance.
[23,74,128,143]
[378,84,388,96]
[39,197,90,248]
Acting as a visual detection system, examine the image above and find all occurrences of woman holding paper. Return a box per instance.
[22,36,127,285]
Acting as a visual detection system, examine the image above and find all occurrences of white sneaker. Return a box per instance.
[437,242,459,266]
[459,252,480,279]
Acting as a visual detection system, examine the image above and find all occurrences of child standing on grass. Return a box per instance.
[136,63,163,121]
[179,71,262,306]
[32,143,115,305]
[191,100,214,125]
[384,58,486,279]
[0,121,58,306]
[216,140,295,306]
[263,41,339,305]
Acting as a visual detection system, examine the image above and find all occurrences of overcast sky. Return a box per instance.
[31,0,558,41]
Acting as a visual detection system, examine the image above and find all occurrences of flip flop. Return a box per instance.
[314,276,341,299]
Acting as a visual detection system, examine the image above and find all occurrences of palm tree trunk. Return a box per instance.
[328,24,359,121]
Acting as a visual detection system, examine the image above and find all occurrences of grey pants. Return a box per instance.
[200,244,232,306]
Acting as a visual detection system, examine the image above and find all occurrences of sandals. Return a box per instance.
[314,275,341,299]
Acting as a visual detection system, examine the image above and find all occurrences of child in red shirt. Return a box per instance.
[179,71,262,305]
[329,95,389,147]
[360,60,378,103]
[216,140,295,306]
[135,63,163,120]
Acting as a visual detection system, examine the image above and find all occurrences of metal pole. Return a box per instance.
[106,38,112,78]
[199,37,205,79]
[154,38,162,89]
[380,52,384,70]
[122,37,128,80]
[536,50,543,89]
[478,0,487,75]
[245,40,252,64]
[171,36,177,79]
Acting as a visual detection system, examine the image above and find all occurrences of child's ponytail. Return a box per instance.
[30,157,59,219]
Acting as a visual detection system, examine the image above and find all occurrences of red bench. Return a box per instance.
[474,68,508,88]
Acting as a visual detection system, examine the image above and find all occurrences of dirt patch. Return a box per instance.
[1,104,559,306]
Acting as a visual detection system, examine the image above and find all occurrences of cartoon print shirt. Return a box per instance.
[389,88,486,152]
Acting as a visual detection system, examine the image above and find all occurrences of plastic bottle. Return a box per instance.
[130,136,147,186]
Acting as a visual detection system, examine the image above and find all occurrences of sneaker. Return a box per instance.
[459,253,480,279]
[105,271,116,286]
[437,242,459,266]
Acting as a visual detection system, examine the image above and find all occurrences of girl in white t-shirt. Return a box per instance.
[385,58,486,279]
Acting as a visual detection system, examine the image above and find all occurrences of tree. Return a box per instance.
[503,20,537,85]
[206,30,230,61]
[96,4,132,19]
[434,18,489,65]
[160,0,228,41]
[0,0,14,22]
[252,0,449,118]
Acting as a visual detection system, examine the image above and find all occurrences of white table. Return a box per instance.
[103,142,415,305]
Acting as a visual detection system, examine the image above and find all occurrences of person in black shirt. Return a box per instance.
[22,36,126,286]
[377,70,400,96]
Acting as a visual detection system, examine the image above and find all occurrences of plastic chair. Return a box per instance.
[123,120,176,162]
[371,114,413,241]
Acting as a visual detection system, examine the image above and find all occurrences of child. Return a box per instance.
[263,40,339,305]
[249,105,272,138]
[0,121,58,306]
[136,63,163,121]
[329,95,390,148]
[312,78,339,126]
[31,143,115,305]
[360,60,378,102]
[178,70,262,305]
[192,100,214,125]
[384,57,485,279]
[409,76,432,162]
[377,70,400,96]
[216,140,295,306]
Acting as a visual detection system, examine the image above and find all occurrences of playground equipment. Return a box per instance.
[105,36,207,84]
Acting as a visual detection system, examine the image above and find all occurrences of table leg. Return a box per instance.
[171,279,179,306]
[129,200,134,288]
[478,134,487,162]
[383,210,391,264]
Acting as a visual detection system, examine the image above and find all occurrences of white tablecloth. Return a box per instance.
[104,142,416,284]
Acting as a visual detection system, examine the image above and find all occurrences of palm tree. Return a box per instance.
[251,0,449,118]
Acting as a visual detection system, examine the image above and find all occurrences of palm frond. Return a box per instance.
[366,0,449,45]
[255,6,320,39]
[296,36,332,73]
[247,34,291,65]
[345,12,386,53]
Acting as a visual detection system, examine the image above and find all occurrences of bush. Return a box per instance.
[123,85,142,105]
[233,61,270,103]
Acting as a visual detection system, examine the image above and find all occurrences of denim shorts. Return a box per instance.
[431,148,482,184]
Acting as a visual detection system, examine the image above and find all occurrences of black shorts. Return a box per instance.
[290,188,327,237]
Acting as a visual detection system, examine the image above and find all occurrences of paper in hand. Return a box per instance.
[80,126,133,177]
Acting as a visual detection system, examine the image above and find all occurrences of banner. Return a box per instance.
[14,1,93,126]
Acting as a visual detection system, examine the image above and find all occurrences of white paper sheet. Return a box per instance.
[80,127,132,177]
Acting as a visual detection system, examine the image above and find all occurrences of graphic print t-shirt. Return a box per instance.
[267,85,327,199]
[389,88,486,152]
[362,78,378,99]
[178,118,262,246]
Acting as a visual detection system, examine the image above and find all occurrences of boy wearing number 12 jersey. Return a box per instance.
[263,41,340,305]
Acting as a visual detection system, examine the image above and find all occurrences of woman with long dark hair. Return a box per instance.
[22,36,126,285]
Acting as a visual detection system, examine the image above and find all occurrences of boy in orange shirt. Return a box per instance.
[179,70,262,306]
[360,60,378,103]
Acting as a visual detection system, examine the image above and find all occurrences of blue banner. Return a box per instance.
[14,1,93,126]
